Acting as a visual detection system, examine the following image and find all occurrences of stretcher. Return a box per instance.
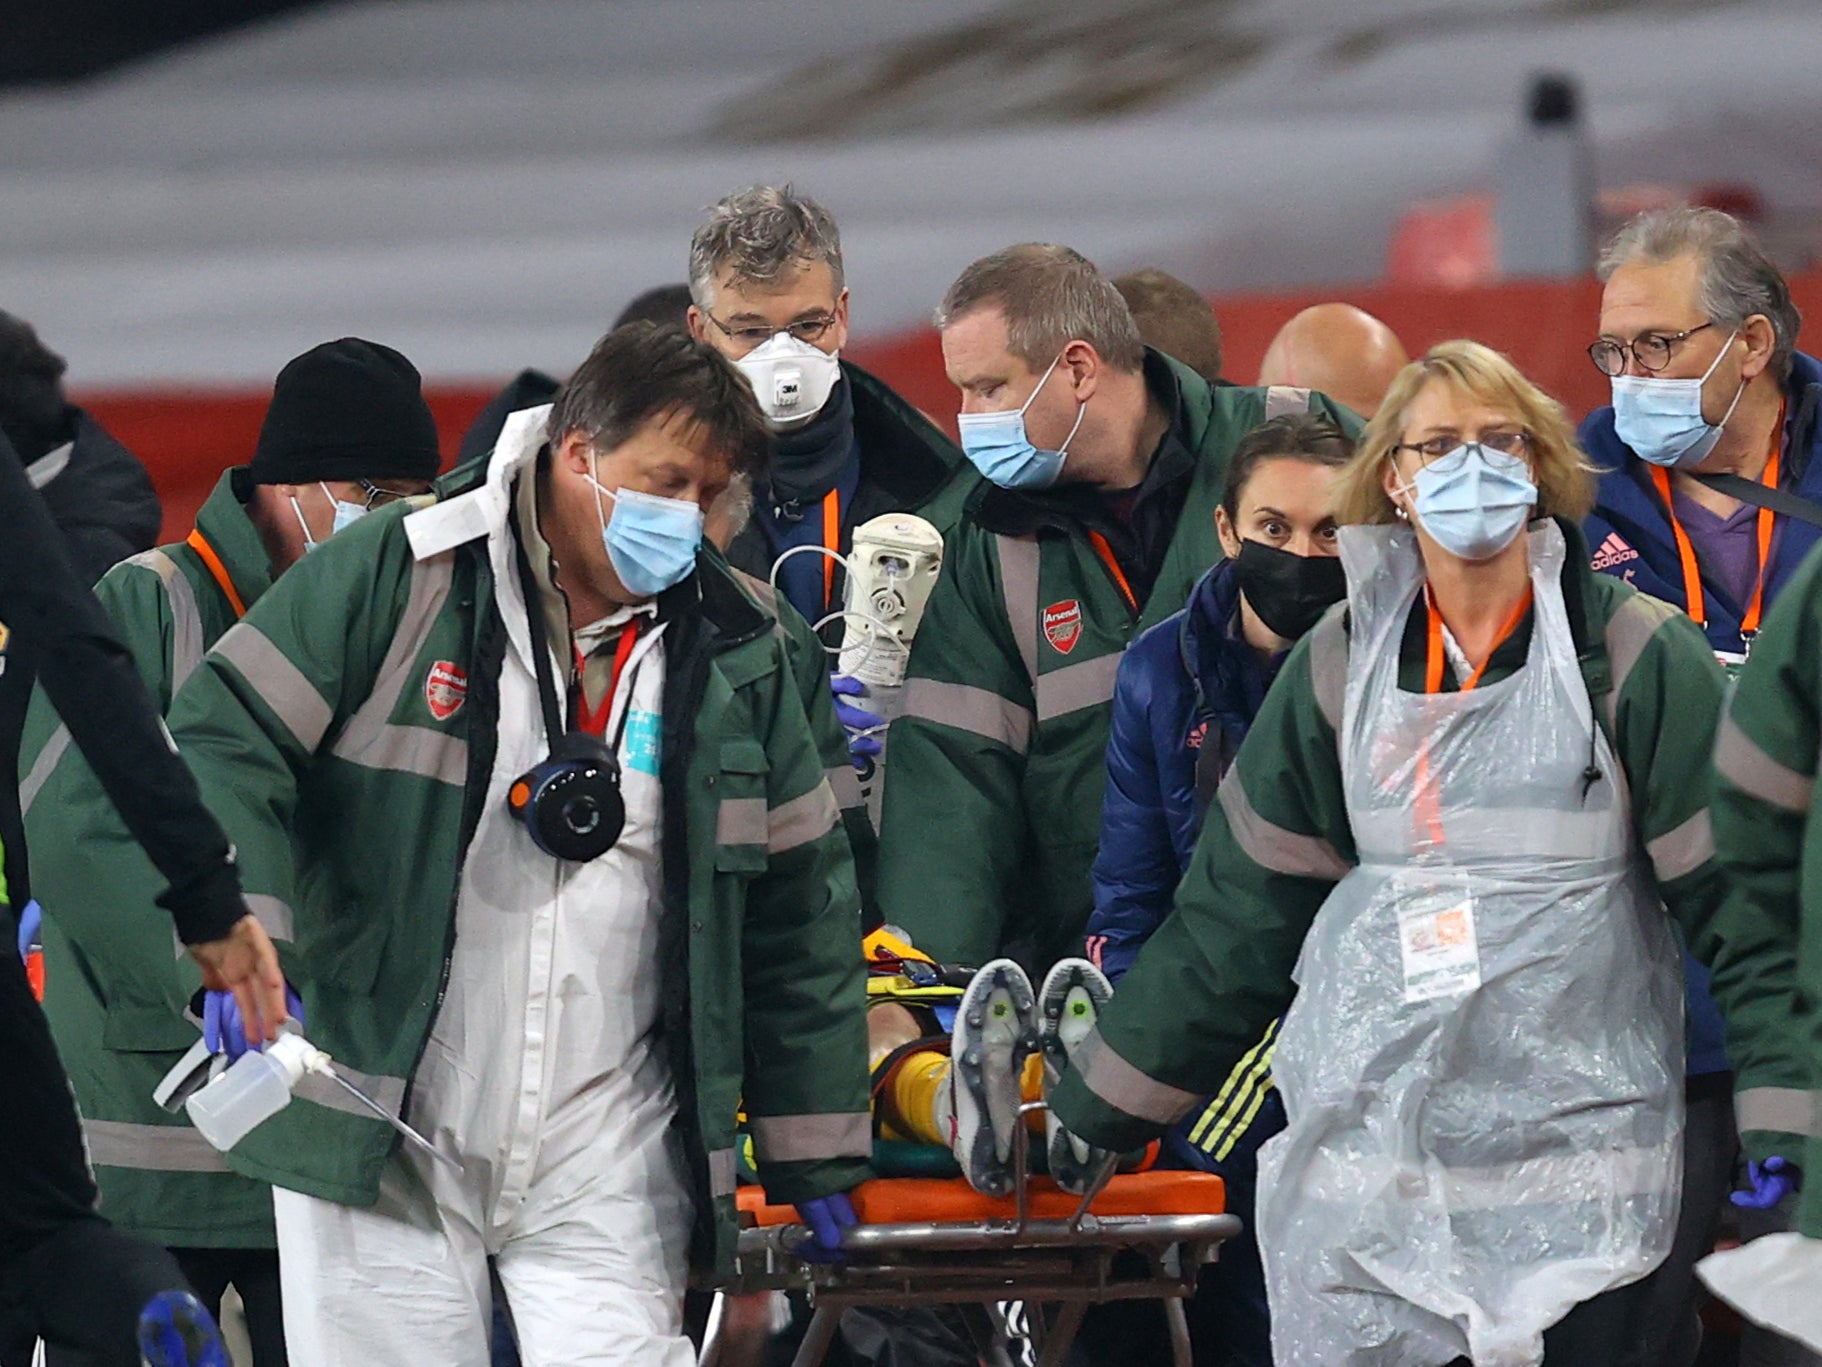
[705,1103,1241,1367]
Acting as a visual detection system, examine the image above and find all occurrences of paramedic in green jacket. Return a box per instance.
[1051,341,1800,1364]
[877,243,1359,967]
[17,338,441,1365]
[1694,540,1822,1350]
[162,324,871,1364]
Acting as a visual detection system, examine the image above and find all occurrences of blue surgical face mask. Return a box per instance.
[585,462,703,598]
[1609,330,1744,468]
[956,354,1086,490]
[1399,443,1539,562]
[290,483,367,552]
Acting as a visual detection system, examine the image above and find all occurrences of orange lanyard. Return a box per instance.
[1413,582,1533,848]
[1651,403,1784,634]
[1087,531,1139,615]
[821,487,842,614]
[1423,584,1534,694]
[572,618,644,738]
[185,529,248,620]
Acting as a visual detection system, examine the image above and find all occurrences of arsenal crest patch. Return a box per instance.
[1043,599,1083,655]
[424,661,467,722]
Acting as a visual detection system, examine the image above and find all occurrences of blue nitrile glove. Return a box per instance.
[204,985,304,1062]
[15,900,41,959]
[830,675,884,768]
[795,1191,860,1263]
[1733,1156,1801,1210]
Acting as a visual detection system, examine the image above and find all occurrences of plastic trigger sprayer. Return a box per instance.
[182,1026,459,1172]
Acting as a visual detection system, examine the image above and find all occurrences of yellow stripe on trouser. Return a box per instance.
[1188,1021,1280,1160]
[889,1051,1045,1146]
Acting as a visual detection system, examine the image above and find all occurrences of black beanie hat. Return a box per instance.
[249,338,442,486]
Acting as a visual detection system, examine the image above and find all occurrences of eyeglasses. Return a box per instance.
[354,479,417,509]
[1587,322,1715,377]
[703,312,839,349]
[1392,432,1531,465]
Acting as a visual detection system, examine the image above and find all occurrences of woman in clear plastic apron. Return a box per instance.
[1046,341,1736,1367]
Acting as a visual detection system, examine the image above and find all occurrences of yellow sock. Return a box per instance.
[889,1050,953,1146]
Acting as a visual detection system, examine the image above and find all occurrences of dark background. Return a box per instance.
[0,0,320,85]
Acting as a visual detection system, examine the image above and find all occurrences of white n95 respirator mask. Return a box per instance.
[735,333,842,430]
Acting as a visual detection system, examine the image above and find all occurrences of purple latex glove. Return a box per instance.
[16,900,41,960]
[795,1191,859,1262]
[1733,1156,1800,1210]
[830,675,884,767]
[204,985,304,1061]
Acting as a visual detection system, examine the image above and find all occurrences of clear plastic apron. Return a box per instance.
[1255,522,1684,1367]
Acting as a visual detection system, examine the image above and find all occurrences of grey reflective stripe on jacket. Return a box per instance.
[21,549,205,819]
[1216,769,1350,881]
[997,535,1040,683]
[82,1119,231,1174]
[1714,713,1815,813]
[1071,1028,1200,1126]
[1264,386,1313,420]
[329,552,468,787]
[716,781,841,855]
[212,623,334,751]
[749,1111,872,1164]
[901,678,1033,753]
[1036,653,1122,722]
[1735,1086,1822,1140]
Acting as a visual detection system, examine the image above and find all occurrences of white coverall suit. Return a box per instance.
[275,410,696,1366]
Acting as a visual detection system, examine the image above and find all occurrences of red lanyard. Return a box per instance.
[572,617,644,738]
[1423,584,1534,694]
[186,529,247,620]
[820,488,842,614]
[1651,401,1784,634]
[1087,531,1139,614]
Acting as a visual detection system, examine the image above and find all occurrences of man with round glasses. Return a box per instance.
[1580,206,1820,1365]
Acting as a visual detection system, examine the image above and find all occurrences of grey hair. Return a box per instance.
[1598,206,1801,383]
[689,185,844,310]
[935,244,1145,374]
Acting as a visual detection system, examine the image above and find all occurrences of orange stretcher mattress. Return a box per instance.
[738,1171,1227,1228]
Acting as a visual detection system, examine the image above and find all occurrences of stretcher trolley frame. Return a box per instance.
[711,1102,1242,1367]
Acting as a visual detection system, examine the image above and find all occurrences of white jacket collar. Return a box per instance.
[404,404,551,561]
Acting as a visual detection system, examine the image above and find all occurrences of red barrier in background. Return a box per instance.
[78,270,1822,546]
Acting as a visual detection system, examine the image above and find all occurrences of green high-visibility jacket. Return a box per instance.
[876,353,1360,966]
[161,456,872,1279]
[1050,521,1805,1183]
[18,470,278,1248]
[1709,537,1822,1239]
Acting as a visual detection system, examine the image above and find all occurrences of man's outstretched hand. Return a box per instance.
[187,914,287,1050]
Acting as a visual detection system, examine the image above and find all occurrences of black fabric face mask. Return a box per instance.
[1232,539,1346,640]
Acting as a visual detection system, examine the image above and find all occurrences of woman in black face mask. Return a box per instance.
[1083,411,1351,1367]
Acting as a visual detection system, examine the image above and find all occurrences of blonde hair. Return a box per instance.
[1332,339,1595,526]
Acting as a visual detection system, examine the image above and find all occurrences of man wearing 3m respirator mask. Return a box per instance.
[1580,207,1822,1367]
[878,244,1359,971]
[160,324,872,1363]
[687,187,978,887]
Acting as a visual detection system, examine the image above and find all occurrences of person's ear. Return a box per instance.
[1738,314,1776,383]
[1063,340,1103,402]
[686,306,709,343]
[1380,455,1409,516]
[1215,506,1242,559]
[555,430,591,471]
